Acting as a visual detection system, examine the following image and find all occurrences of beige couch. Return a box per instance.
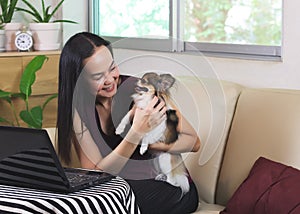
[46,76,300,213]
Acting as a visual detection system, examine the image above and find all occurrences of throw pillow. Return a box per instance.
[220,156,300,214]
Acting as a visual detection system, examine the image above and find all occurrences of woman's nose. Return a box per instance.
[104,71,114,83]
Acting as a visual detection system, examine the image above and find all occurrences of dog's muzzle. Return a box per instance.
[135,86,149,93]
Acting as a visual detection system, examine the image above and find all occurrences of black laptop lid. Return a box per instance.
[0,126,70,192]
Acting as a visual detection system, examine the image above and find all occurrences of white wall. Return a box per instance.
[62,0,88,44]
[66,0,299,90]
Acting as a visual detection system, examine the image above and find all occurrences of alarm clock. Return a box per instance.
[15,27,33,52]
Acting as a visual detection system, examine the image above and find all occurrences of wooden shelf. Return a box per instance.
[0,50,61,57]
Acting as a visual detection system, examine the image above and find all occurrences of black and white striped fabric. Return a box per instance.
[0,176,140,214]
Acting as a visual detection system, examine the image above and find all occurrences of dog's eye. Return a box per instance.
[135,86,148,93]
[141,79,146,84]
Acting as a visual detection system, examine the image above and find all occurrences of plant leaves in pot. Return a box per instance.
[16,0,77,51]
[0,0,22,51]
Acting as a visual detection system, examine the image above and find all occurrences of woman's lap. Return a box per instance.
[126,179,199,214]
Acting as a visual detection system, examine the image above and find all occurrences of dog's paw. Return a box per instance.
[139,144,148,155]
[115,125,125,135]
[155,174,167,182]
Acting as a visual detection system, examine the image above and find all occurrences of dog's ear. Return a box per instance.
[142,72,158,80]
[157,74,175,91]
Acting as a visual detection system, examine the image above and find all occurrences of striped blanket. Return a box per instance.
[0,176,140,214]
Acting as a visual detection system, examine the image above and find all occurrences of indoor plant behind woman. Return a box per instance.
[16,0,77,51]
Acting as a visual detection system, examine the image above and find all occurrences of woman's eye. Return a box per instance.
[110,66,116,72]
[93,75,104,81]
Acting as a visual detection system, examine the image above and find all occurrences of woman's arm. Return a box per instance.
[73,96,166,174]
[149,104,201,154]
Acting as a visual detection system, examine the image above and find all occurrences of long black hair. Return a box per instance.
[57,32,113,165]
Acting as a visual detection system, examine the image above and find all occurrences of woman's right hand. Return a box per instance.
[131,96,167,135]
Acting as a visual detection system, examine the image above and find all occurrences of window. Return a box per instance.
[90,0,282,60]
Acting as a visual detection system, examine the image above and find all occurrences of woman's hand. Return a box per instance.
[132,96,167,135]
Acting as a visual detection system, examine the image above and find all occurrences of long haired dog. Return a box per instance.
[115,72,190,194]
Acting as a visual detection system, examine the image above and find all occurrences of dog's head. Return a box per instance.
[132,72,175,108]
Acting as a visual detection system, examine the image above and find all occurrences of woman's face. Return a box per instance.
[83,46,120,99]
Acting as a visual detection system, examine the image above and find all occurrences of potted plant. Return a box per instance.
[0,20,5,51]
[0,0,21,51]
[0,55,57,128]
[0,0,19,23]
[16,0,77,51]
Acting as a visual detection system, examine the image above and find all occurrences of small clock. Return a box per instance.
[15,28,33,52]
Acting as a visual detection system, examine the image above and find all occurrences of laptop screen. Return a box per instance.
[0,126,70,191]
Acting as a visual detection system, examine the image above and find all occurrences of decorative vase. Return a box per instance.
[29,22,61,51]
[4,23,22,51]
[0,30,5,52]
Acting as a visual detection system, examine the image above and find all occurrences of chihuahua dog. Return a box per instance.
[115,72,190,194]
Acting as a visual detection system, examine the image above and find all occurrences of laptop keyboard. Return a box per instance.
[65,169,114,189]
[66,172,99,186]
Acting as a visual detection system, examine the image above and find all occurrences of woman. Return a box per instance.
[57,32,200,214]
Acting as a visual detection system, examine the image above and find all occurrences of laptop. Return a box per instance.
[0,126,115,193]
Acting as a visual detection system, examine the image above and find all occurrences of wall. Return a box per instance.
[63,1,300,90]
[62,0,88,44]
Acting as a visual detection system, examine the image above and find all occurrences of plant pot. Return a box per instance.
[29,22,61,51]
[0,30,5,52]
[4,23,22,51]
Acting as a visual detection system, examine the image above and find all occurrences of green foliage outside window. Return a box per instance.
[99,0,281,46]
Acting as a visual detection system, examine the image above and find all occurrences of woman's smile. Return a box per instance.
[101,83,115,93]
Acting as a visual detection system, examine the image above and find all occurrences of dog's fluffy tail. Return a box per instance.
[158,153,190,195]
[173,174,190,195]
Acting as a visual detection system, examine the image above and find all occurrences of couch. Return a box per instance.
[46,76,300,213]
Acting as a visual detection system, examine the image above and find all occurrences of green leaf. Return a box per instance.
[20,106,43,128]
[30,106,43,128]
[53,20,78,24]
[0,89,11,98]
[42,94,58,110]
[17,0,76,24]
[0,0,18,23]
[19,55,48,99]
[15,7,37,19]
[49,0,64,20]
[18,0,43,22]
[7,0,18,22]
[11,92,26,100]
[0,89,12,104]
[0,117,13,125]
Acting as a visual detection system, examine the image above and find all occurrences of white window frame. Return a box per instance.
[89,0,282,61]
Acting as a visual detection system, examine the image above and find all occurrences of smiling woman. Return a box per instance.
[56,32,200,214]
[83,47,119,97]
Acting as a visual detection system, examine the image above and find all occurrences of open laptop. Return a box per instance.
[0,125,115,193]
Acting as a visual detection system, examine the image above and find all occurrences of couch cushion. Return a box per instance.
[216,88,300,205]
[193,200,225,214]
[220,157,300,214]
[171,76,243,203]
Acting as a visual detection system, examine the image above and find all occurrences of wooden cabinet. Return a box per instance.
[0,51,60,128]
